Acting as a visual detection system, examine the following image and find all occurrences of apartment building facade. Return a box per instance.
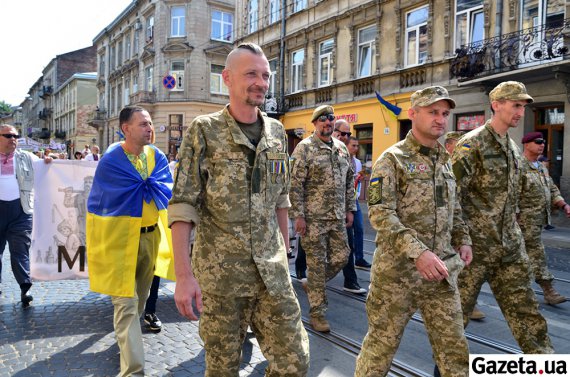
[236,0,570,196]
[91,0,235,160]
[52,73,99,154]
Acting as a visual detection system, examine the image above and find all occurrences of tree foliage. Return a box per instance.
[0,100,13,116]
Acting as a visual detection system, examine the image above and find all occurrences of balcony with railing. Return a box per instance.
[451,18,570,81]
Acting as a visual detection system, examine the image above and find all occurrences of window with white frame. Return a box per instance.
[146,16,155,42]
[455,0,484,49]
[249,0,258,33]
[171,6,186,37]
[291,49,304,93]
[133,29,140,52]
[211,10,233,42]
[124,77,131,105]
[318,39,334,87]
[269,59,278,97]
[405,6,429,66]
[133,75,139,93]
[357,25,376,78]
[293,0,307,13]
[125,33,132,60]
[110,45,116,70]
[145,65,153,92]
[170,61,185,92]
[210,64,229,95]
[269,0,280,24]
[118,40,123,66]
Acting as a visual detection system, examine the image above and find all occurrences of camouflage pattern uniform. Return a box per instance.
[355,131,471,377]
[289,133,355,318]
[519,156,564,282]
[169,105,309,377]
[452,120,554,353]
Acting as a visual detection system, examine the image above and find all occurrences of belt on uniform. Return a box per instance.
[140,224,157,233]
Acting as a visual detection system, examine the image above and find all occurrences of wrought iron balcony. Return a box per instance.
[451,18,570,81]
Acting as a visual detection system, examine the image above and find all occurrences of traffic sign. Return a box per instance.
[163,75,176,89]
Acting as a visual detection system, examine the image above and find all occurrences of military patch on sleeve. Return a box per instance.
[368,177,383,206]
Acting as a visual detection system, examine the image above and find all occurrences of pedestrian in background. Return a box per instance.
[519,131,570,305]
[290,104,355,332]
[452,81,554,353]
[0,124,52,308]
[169,43,309,376]
[86,106,174,376]
[355,86,472,377]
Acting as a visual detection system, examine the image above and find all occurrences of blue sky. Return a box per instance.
[0,0,133,106]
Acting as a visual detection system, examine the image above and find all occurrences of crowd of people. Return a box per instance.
[1,42,569,377]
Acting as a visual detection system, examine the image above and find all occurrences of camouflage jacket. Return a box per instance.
[452,120,523,261]
[368,131,471,267]
[289,133,356,221]
[168,105,291,297]
[519,156,564,227]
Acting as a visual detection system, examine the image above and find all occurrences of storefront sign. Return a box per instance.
[457,113,485,131]
[336,113,358,123]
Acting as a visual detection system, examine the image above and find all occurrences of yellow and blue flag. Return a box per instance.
[375,91,402,119]
[86,142,174,297]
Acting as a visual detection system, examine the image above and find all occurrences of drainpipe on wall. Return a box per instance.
[279,0,287,113]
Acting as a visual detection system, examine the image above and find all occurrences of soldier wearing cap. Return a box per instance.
[355,86,472,377]
[519,131,570,305]
[444,131,463,154]
[452,81,554,353]
[290,104,355,332]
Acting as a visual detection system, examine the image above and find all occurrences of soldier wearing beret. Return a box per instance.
[519,131,570,305]
[169,43,309,376]
[452,81,554,353]
[355,86,472,377]
[290,104,355,332]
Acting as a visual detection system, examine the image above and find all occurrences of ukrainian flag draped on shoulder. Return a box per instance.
[86,142,175,297]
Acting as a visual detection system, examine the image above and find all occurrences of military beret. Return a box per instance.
[489,81,534,103]
[410,86,456,109]
[445,131,463,141]
[521,131,543,144]
[311,105,335,122]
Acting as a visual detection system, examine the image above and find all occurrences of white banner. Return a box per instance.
[30,160,98,280]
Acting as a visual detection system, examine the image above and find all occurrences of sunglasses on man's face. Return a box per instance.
[317,114,335,122]
[335,130,352,137]
[533,139,545,145]
[1,134,19,139]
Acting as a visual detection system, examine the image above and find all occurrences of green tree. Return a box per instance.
[0,100,12,116]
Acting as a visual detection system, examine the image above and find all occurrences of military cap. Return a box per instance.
[489,81,534,103]
[445,131,463,141]
[311,105,334,122]
[410,86,456,109]
[521,131,543,144]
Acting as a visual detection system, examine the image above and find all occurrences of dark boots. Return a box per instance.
[20,283,33,308]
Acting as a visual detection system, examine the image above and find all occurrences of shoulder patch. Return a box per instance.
[368,177,383,206]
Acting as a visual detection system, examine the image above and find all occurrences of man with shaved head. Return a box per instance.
[169,43,309,376]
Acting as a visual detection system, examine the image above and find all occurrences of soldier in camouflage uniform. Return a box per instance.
[519,131,570,305]
[444,131,463,155]
[355,87,472,377]
[452,81,554,353]
[168,43,309,377]
[289,104,356,332]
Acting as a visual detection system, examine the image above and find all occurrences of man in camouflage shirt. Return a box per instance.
[168,43,309,377]
[452,81,554,353]
[290,104,355,332]
[355,86,472,377]
[519,131,570,305]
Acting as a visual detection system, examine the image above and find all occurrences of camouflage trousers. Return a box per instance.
[199,286,310,377]
[301,219,349,317]
[520,224,554,282]
[458,245,554,353]
[355,258,468,377]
